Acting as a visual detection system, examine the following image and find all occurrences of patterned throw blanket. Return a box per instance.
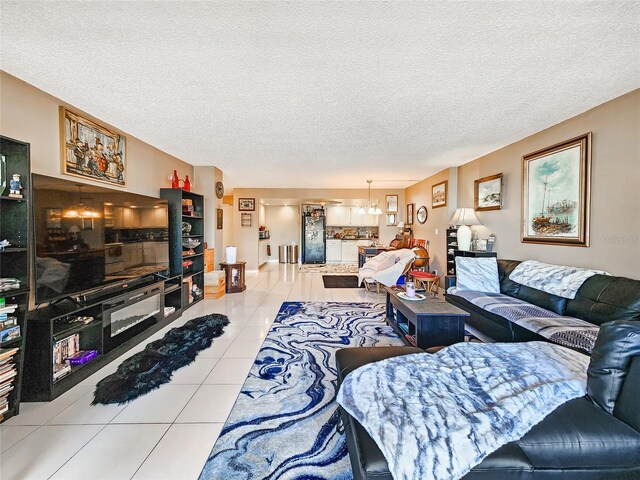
[448,288,599,353]
[337,342,589,480]
[509,260,608,299]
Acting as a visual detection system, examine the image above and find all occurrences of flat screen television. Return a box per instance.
[32,174,170,304]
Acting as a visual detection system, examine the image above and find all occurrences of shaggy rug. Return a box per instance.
[299,264,359,274]
[199,302,403,479]
[92,313,229,405]
[322,275,361,288]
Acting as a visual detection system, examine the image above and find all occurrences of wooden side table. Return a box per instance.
[219,261,246,293]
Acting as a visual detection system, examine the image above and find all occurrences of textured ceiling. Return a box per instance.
[1,1,638,189]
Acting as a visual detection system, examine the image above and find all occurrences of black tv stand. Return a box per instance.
[23,276,183,402]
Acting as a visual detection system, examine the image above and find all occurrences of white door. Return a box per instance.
[341,240,358,263]
[326,240,342,262]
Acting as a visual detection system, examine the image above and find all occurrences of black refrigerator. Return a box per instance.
[302,214,326,264]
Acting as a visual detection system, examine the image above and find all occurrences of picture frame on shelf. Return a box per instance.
[406,203,414,225]
[385,195,398,213]
[59,107,126,187]
[521,133,591,247]
[474,173,503,211]
[241,212,252,227]
[216,208,223,230]
[386,214,397,226]
[416,205,428,224]
[238,198,255,211]
[432,180,447,208]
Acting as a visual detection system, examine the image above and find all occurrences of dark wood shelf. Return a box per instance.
[52,319,102,341]
[182,235,202,238]
[0,337,23,347]
[182,253,203,259]
[0,195,26,202]
[182,214,203,219]
[0,287,30,297]
[0,248,28,253]
[164,284,181,294]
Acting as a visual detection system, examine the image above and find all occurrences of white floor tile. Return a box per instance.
[3,386,93,426]
[111,385,198,424]
[222,339,265,359]
[132,423,223,480]
[0,425,103,480]
[237,324,270,341]
[47,390,127,425]
[175,385,243,423]
[169,357,220,384]
[51,424,169,480]
[0,425,38,453]
[198,338,233,358]
[203,358,255,385]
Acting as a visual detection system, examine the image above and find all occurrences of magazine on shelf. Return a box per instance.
[0,325,20,344]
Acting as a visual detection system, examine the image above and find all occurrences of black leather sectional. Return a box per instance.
[335,262,640,479]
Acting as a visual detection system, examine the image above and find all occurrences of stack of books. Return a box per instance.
[0,347,19,421]
[52,333,80,381]
[0,300,20,345]
[0,278,21,292]
[182,199,194,216]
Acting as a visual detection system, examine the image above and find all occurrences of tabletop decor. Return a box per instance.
[432,180,448,208]
[238,197,255,211]
[60,107,126,187]
[474,173,503,211]
[522,133,591,246]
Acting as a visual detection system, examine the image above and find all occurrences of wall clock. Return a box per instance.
[417,206,428,224]
[215,181,224,199]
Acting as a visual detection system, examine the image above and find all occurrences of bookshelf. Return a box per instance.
[0,136,30,423]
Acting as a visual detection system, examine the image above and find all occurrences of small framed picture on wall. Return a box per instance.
[474,173,503,211]
[432,181,447,208]
[216,208,223,230]
[406,203,414,225]
[238,198,255,211]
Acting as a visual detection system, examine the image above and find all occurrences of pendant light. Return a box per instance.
[63,185,102,219]
[360,180,382,215]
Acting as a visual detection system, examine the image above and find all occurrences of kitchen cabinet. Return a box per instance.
[140,208,168,227]
[341,240,358,263]
[326,206,351,226]
[122,242,143,267]
[326,239,342,262]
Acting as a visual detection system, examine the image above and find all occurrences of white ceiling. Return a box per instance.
[1,1,638,189]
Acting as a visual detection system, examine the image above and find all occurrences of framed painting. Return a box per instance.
[522,133,591,246]
[406,203,414,225]
[241,213,252,227]
[386,214,397,226]
[238,198,255,211]
[60,107,126,187]
[385,195,398,213]
[216,208,223,230]
[474,173,503,211]
[432,181,447,208]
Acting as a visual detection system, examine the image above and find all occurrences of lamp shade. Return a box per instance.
[450,208,481,226]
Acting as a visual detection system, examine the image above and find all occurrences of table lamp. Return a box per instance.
[449,208,481,251]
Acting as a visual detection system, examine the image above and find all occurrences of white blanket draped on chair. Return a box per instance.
[358,249,415,287]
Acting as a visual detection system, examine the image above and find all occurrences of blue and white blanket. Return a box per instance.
[509,260,608,299]
[448,288,599,353]
[337,342,589,480]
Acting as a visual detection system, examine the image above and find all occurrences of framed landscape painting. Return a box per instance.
[474,173,503,211]
[60,107,126,187]
[522,133,591,246]
[432,180,447,208]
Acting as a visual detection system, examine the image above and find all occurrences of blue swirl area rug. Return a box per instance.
[198,301,404,480]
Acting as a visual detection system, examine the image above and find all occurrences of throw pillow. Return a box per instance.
[587,320,640,414]
[455,257,500,293]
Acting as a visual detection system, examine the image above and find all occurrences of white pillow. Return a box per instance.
[455,257,500,293]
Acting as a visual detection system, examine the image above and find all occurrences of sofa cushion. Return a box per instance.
[456,257,500,293]
[497,259,522,296]
[566,275,640,325]
[613,356,640,431]
[514,285,568,315]
[516,397,640,469]
[587,320,640,414]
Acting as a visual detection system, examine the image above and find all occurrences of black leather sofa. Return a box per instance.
[445,259,640,343]
[336,320,640,479]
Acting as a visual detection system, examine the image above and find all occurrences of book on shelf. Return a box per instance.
[0,325,20,344]
[53,363,72,381]
[53,333,80,365]
[0,348,19,362]
[0,304,18,315]
[0,316,17,330]
[0,369,17,383]
[65,350,98,365]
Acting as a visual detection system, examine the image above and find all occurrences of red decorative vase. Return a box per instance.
[171,170,180,189]
[183,175,191,192]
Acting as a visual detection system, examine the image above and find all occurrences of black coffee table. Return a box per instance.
[385,287,469,348]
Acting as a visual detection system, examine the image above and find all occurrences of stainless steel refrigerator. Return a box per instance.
[302,214,326,264]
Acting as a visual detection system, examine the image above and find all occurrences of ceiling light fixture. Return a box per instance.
[359,180,383,215]
[63,185,102,219]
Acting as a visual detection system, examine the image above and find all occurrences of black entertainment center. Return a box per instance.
[13,170,203,402]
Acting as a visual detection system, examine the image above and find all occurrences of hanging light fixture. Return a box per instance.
[359,180,383,215]
[63,185,102,219]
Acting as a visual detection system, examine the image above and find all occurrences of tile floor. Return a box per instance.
[0,263,383,480]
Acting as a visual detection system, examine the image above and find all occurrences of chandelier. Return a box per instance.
[358,180,382,215]
[63,185,102,219]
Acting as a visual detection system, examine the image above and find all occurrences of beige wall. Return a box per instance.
[454,89,640,279]
[230,187,405,270]
[0,72,194,198]
[405,168,459,279]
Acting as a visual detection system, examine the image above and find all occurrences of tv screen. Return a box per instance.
[32,174,169,304]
